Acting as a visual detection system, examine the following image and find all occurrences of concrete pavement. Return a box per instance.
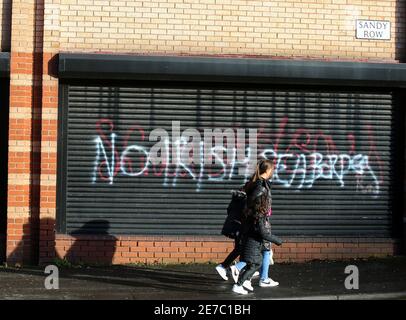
[0,256,405,300]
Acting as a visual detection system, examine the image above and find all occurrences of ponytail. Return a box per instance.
[243,159,274,193]
[252,163,262,183]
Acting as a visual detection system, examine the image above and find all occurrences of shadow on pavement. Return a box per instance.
[0,263,227,295]
[1,256,406,299]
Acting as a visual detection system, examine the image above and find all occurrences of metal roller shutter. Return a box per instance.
[59,82,394,237]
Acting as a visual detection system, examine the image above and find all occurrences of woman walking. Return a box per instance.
[232,159,283,295]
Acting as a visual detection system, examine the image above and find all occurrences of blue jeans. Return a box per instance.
[236,249,270,281]
[259,250,270,281]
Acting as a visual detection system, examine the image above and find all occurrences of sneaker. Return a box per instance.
[242,280,254,292]
[252,271,260,278]
[230,265,239,283]
[269,249,274,265]
[215,264,228,281]
[232,284,248,295]
[259,278,279,287]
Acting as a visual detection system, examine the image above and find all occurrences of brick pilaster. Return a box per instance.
[37,0,60,264]
[6,0,44,266]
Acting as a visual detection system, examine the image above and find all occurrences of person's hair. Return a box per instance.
[251,159,275,183]
[243,159,274,193]
[242,159,275,220]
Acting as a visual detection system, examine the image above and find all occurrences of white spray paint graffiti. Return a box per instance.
[91,132,380,196]
[261,149,379,196]
[92,134,116,185]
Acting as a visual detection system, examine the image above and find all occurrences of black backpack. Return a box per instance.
[221,190,247,239]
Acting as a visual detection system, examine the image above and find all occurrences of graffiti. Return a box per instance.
[92,131,254,190]
[261,149,378,195]
[90,119,382,196]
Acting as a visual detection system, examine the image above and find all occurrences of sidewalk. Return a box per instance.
[0,256,405,300]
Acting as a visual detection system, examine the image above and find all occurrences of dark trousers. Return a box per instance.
[237,262,260,286]
[221,236,242,268]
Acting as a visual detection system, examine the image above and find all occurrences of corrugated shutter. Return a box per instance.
[60,82,394,236]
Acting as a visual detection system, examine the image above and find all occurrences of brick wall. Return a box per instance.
[0,0,12,264]
[4,0,405,266]
[7,0,38,265]
[0,76,9,263]
[37,0,63,266]
[51,235,399,265]
[6,0,48,266]
[55,0,400,61]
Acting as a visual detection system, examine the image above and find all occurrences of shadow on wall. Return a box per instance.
[6,218,37,265]
[1,0,12,51]
[0,78,9,264]
[396,0,406,255]
[66,220,118,265]
[396,0,406,62]
[7,219,117,266]
[0,234,5,264]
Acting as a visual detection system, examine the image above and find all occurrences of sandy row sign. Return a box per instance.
[356,20,391,40]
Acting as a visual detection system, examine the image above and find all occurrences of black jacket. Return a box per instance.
[240,178,282,264]
[246,178,272,214]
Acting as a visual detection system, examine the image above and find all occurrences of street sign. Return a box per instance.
[356,20,391,40]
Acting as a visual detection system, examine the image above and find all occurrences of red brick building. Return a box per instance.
[0,0,405,266]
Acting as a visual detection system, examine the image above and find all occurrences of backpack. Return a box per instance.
[221,190,247,239]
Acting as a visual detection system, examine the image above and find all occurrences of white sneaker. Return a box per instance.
[252,271,260,278]
[269,249,274,265]
[259,278,279,287]
[232,284,248,295]
[230,265,239,283]
[215,264,228,281]
[242,280,254,292]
